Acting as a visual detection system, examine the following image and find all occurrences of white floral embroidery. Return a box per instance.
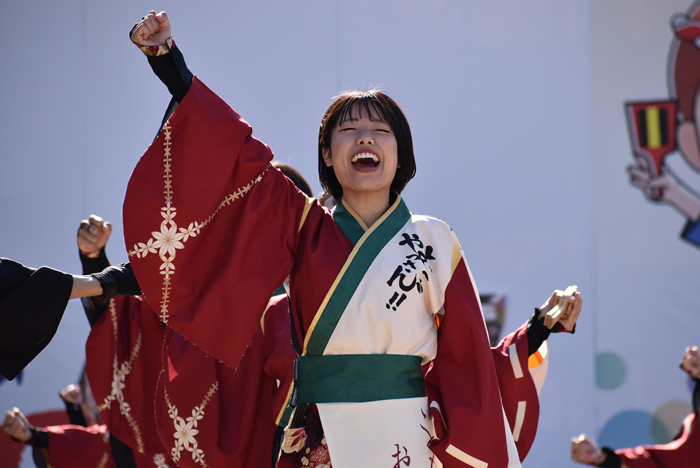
[97,299,145,453]
[173,418,199,451]
[179,222,201,242]
[152,222,185,258]
[153,454,170,468]
[127,122,267,322]
[164,381,219,468]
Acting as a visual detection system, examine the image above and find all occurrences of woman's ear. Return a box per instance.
[323,148,333,167]
[677,121,700,172]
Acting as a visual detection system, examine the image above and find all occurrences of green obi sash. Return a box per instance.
[295,354,425,404]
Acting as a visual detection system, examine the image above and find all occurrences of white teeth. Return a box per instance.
[351,153,379,163]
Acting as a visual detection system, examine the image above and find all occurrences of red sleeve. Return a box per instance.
[85,295,167,455]
[44,424,115,468]
[491,320,540,461]
[617,412,698,468]
[124,77,313,370]
[425,260,513,468]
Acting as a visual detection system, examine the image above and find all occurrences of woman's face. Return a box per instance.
[323,106,398,201]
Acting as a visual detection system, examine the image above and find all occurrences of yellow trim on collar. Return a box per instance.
[341,199,369,232]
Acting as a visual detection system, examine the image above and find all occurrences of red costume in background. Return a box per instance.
[85,294,168,462]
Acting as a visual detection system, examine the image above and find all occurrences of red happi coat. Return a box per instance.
[154,295,297,467]
[124,77,519,467]
[85,295,168,457]
[615,412,698,468]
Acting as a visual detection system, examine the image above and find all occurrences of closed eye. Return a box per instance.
[339,127,356,133]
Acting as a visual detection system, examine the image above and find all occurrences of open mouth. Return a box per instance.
[351,152,380,168]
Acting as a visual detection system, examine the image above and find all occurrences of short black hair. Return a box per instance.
[318,90,416,201]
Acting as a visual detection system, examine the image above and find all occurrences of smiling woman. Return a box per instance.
[124,10,524,468]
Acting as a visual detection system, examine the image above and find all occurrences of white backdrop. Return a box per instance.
[0,1,697,467]
[590,0,700,452]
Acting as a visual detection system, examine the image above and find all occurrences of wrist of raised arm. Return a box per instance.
[136,36,175,57]
[527,309,552,355]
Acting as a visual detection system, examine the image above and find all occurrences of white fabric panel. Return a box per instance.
[318,397,433,468]
[509,343,524,380]
[324,215,455,362]
[513,401,527,442]
[445,445,488,468]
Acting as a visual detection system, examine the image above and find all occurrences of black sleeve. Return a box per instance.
[598,447,622,468]
[79,248,110,275]
[0,259,73,380]
[693,378,699,416]
[148,44,193,102]
[147,44,194,130]
[110,433,138,468]
[26,428,49,448]
[63,400,88,427]
[526,308,552,356]
[79,249,110,327]
[31,446,49,468]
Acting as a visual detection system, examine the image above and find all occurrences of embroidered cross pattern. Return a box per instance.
[385,233,436,311]
[164,381,219,467]
[127,122,267,322]
[97,299,145,453]
[392,444,411,467]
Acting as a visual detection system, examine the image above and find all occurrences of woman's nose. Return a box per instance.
[357,130,374,145]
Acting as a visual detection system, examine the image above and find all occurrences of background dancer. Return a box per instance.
[571,346,700,468]
[0,256,140,381]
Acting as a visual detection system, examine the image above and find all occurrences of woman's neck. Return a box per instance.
[341,190,392,228]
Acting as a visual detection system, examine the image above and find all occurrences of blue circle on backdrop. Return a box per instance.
[595,352,627,390]
[599,410,667,448]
